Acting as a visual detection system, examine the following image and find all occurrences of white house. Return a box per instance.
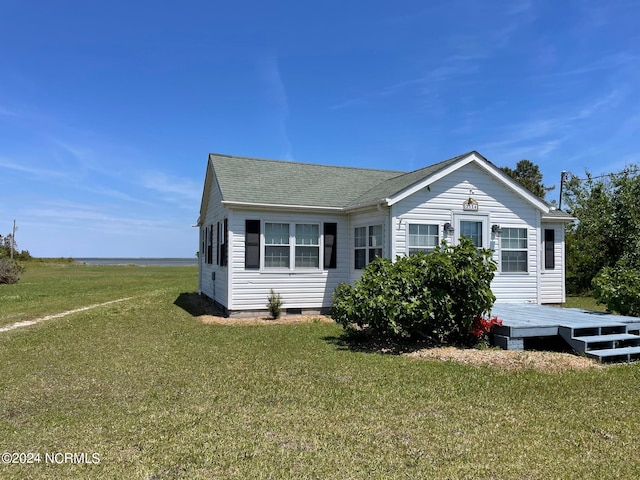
[197,151,573,316]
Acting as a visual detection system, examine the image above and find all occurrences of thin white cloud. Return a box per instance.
[0,157,71,179]
[21,201,172,232]
[259,52,293,160]
[575,89,623,120]
[141,172,201,206]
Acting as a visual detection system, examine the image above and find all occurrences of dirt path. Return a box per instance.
[0,297,132,333]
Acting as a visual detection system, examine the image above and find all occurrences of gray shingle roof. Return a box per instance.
[209,152,475,209]
[541,208,575,221]
[210,154,402,208]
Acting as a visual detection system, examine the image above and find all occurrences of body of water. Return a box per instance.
[75,258,198,267]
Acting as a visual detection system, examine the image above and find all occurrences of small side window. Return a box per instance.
[245,220,260,269]
[544,229,555,270]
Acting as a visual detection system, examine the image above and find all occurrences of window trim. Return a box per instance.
[354,223,383,270]
[245,220,261,269]
[323,223,338,269]
[544,228,555,270]
[261,220,325,272]
[295,223,320,269]
[407,223,439,255]
[264,222,291,269]
[500,227,528,274]
[453,213,490,249]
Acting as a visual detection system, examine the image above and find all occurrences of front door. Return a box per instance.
[454,214,489,249]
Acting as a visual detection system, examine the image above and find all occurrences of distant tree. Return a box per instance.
[563,165,640,302]
[0,233,31,261]
[501,159,555,199]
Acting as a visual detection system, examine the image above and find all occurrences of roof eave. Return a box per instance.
[385,152,551,213]
[386,152,481,206]
[541,213,576,222]
[221,200,345,212]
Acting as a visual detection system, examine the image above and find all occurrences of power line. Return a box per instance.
[567,167,640,182]
[559,167,640,210]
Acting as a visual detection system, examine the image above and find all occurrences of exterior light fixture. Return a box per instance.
[443,222,454,235]
[491,224,503,235]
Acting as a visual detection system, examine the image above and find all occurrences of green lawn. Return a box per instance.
[1,263,639,479]
[563,295,608,312]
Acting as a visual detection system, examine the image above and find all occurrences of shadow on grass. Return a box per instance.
[173,292,226,317]
[323,329,439,356]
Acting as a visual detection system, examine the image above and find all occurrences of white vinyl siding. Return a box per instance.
[198,171,230,308]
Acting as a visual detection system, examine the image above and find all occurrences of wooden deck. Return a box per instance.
[490,303,640,355]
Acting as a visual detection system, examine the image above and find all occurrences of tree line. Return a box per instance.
[0,231,31,285]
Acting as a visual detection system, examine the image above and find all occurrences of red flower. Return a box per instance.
[471,315,503,337]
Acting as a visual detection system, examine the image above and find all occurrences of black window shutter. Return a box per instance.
[245,220,260,269]
[324,223,337,269]
[223,218,228,266]
[207,225,213,264]
[216,221,221,266]
[544,229,555,269]
[201,227,205,259]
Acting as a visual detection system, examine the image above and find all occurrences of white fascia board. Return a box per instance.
[541,215,575,223]
[221,200,344,213]
[386,153,479,206]
[198,161,214,225]
[343,202,388,213]
[472,158,550,212]
[386,152,550,213]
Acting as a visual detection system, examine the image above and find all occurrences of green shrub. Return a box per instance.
[0,257,23,285]
[267,289,284,319]
[331,238,497,345]
[592,264,640,316]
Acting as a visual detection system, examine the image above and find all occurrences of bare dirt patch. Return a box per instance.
[0,297,132,333]
[405,346,604,373]
[199,314,334,326]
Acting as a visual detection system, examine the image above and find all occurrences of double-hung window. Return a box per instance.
[355,224,383,269]
[295,224,320,268]
[264,223,290,268]
[408,224,438,255]
[501,228,528,273]
[262,222,323,269]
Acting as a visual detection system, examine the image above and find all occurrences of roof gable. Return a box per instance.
[384,151,551,213]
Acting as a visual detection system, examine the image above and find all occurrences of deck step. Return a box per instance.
[585,346,640,362]
[559,324,640,362]
[573,333,640,343]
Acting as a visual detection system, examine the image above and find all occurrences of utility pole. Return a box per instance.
[558,171,567,210]
[10,219,16,260]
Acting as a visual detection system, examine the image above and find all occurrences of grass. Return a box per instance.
[563,295,608,312]
[1,263,639,479]
[0,262,195,328]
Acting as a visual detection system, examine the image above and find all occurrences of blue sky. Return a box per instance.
[1,0,639,257]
